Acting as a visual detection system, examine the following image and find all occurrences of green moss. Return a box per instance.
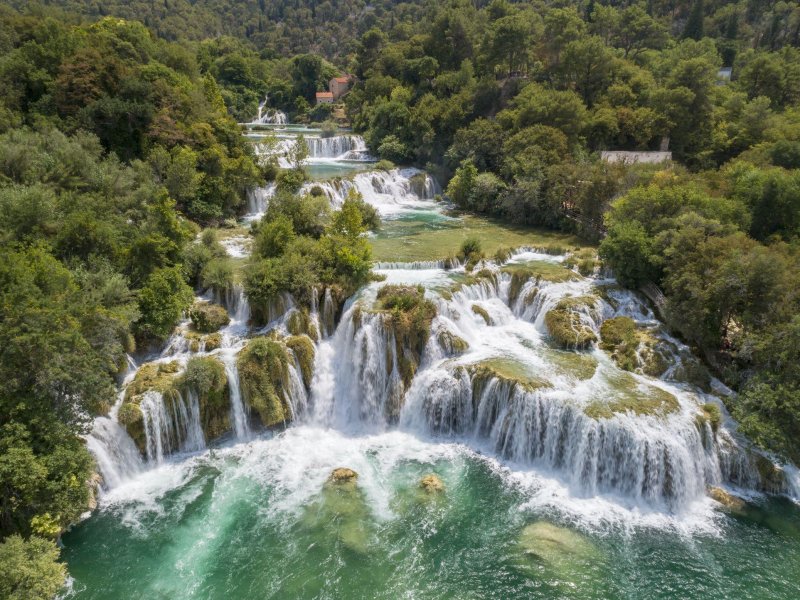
[544,296,599,350]
[543,348,598,380]
[471,304,492,325]
[599,317,639,371]
[286,335,316,389]
[121,361,182,453]
[697,403,722,434]
[563,248,598,276]
[287,308,319,341]
[189,302,230,333]
[237,336,292,428]
[204,332,222,351]
[437,330,469,355]
[469,357,551,393]
[179,356,230,441]
[584,372,679,419]
[375,285,437,388]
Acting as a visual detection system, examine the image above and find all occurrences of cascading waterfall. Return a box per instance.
[303,258,775,511]
[253,96,287,125]
[300,168,438,212]
[222,352,251,440]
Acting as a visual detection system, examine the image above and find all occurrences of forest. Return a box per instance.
[2,0,800,597]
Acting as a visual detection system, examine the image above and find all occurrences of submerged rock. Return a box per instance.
[301,467,372,553]
[419,474,445,494]
[517,522,597,568]
[469,357,551,394]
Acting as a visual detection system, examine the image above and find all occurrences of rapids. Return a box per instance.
[68,156,800,599]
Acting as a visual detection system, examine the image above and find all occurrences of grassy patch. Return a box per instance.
[370,213,588,263]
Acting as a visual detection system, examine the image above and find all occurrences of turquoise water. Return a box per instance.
[63,427,800,599]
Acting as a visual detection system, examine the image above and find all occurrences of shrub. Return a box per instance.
[189,302,230,333]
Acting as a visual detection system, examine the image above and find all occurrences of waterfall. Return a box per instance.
[300,168,439,214]
[305,135,373,160]
[300,254,775,510]
[86,417,144,489]
[253,96,287,125]
[138,389,206,464]
[245,183,275,220]
[222,352,250,440]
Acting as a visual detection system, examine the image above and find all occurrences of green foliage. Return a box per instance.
[189,302,230,333]
[0,534,66,600]
[237,336,291,427]
[135,265,194,341]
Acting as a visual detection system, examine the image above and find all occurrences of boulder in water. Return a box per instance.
[419,474,445,494]
[708,486,746,513]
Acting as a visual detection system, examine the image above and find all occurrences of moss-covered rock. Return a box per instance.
[471,304,492,325]
[237,336,292,428]
[376,285,437,388]
[469,357,551,394]
[180,356,230,441]
[599,317,639,371]
[584,372,679,420]
[286,335,316,389]
[753,454,786,493]
[329,467,358,485]
[204,332,222,351]
[437,330,469,356]
[544,296,598,349]
[708,486,746,513]
[543,348,598,380]
[287,307,320,341]
[189,302,230,333]
[696,403,722,434]
[120,362,182,453]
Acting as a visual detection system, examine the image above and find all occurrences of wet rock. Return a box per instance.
[329,467,358,484]
[708,486,746,513]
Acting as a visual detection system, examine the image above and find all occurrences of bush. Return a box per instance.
[0,535,66,600]
[189,302,230,333]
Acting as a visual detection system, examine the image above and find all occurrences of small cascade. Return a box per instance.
[86,417,144,489]
[300,168,439,214]
[139,391,173,463]
[306,135,372,160]
[222,352,250,440]
[253,97,287,125]
[301,252,780,511]
[245,183,275,220]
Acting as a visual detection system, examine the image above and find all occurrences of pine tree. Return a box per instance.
[683,0,705,40]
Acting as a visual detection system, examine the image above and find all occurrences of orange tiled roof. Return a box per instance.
[316,92,334,98]
[333,77,349,83]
